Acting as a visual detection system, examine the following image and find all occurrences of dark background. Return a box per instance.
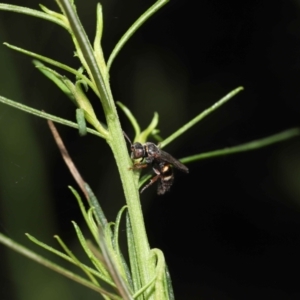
[1,0,300,299]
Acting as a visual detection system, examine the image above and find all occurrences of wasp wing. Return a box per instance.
[158,149,189,173]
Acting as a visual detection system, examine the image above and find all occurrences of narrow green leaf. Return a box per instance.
[85,183,108,228]
[151,131,164,143]
[93,3,107,81]
[164,264,175,300]
[26,233,113,285]
[0,95,104,137]
[113,206,134,289]
[180,128,300,164]
[0,4,67,29]
[151,249,167,299]
[70,183,115,300]
[68,186,96,240]
[39,4,67,24]
[104,223,120,269]
[113,206,127,254]
[126,213,143,296]
[33,60,76,103]
[161,87,244,148]
[0,233,118,297]
[133,275,156,299]
[117,101,141,138]
[99,225,134,300]
[139,112,159,143]
[54,233,100,286]
[87,208,103,242]
[93,3,103,49]
[107,0,170,70]
[4,43,96,93]
[71,222,111,279]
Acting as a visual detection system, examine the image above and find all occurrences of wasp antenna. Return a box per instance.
[123,131,132,145]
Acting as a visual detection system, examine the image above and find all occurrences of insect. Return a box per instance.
[124,132,189,195]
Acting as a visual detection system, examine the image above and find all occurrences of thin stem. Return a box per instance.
[106,118,155,293]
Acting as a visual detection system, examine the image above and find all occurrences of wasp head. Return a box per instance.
[131,142,145,159]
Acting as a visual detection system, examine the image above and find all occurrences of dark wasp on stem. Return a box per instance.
[123,132,189,195]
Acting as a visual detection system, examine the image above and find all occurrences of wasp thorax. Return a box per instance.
[146,143,159,156]
[131,143,145,159]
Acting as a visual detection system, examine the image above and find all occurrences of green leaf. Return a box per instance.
[164,264,175,300]
[68,186,98,242]
[133,275,156,299]
[54,233,100,285]
[98,225,134,300]
[4,43,95,93]
[113,206,134,289]
[117,101,141,138]
[180,128,300,163]
[0,95,103,137]
[0,4,67,29]
[26,233,113,285]
[107,0,170,70]
[33,60,76,103]
[93,3,107,81]
[126,212,142,294]
[139,112,159,143]
[71,222,111,280]
[0,233,117,296]
[161,87,244,148]
[85,183,108,229]
[151,249,167,300]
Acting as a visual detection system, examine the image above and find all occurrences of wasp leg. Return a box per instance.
[128,157,148,170]
[140,174,161,193]
[129,162,148,170]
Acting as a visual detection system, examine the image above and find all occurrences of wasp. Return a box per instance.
[124,132,189,195]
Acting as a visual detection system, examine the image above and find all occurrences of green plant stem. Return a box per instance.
[106,112,155,293]
[56,0,155,294]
